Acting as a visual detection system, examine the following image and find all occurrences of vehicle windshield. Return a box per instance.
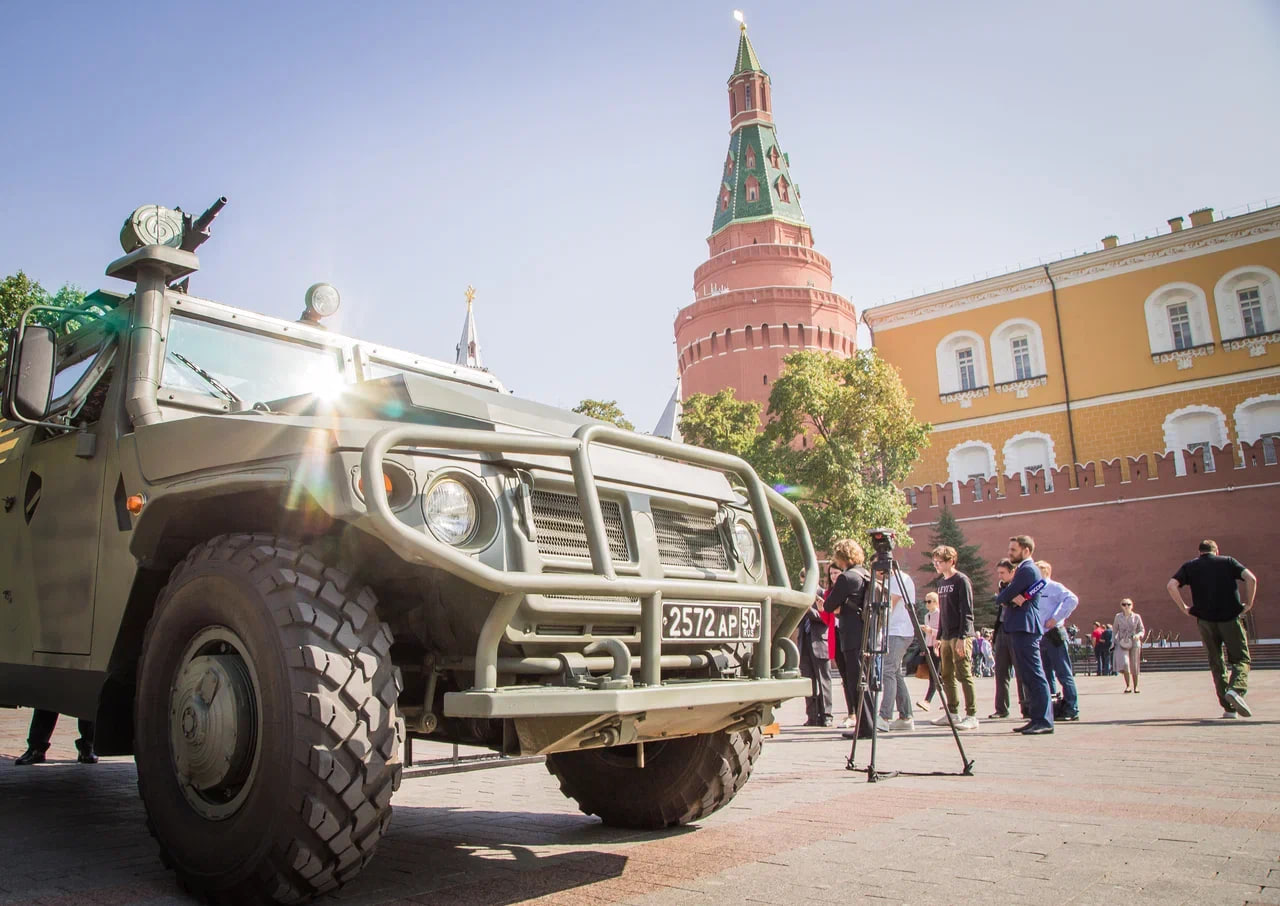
[161,314,346,406]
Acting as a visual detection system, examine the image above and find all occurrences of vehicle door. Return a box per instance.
[0,417,38,661]
[19,320,118,655]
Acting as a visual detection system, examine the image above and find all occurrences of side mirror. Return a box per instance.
[4,325,56,422]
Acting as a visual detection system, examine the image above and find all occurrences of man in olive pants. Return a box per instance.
[1168,540,1259,718]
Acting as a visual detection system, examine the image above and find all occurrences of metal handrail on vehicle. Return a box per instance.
[359,423,818,692]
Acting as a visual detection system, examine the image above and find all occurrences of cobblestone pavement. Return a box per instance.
[1,671,1278,905]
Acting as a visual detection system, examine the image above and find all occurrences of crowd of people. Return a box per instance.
[796,535,1260,735]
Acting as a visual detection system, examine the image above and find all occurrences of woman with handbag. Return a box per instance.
[1114,598,1146,693]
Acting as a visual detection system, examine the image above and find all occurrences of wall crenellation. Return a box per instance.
[906,440,1277,524]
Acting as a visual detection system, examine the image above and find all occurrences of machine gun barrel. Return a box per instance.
[193,196,228,232]
[180,196,227,252]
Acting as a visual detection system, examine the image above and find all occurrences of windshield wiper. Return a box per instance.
[169,351,242,404]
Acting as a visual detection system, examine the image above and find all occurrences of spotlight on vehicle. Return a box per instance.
[299,283,341,326]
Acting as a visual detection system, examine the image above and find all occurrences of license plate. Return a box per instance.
[662,603,762,642]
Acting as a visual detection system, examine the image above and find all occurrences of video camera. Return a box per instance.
[868,528,896,557]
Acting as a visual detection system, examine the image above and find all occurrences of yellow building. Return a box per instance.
[864,205,1280,489]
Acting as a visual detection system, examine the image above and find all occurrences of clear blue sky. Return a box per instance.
[3,1,1278,429]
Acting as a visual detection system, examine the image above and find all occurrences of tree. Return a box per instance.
[763,349,930,558]
[678,389,763,463]
[573,399,634,431]
[675,350,930,577]
[0,271,87,358]
[919,505,994,627]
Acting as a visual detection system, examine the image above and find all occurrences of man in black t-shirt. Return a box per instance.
[1168,539,1259,718]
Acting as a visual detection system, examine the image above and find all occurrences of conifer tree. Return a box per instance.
[919,506,995,627]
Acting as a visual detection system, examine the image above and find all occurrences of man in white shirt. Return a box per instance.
[876,569,917,731]
[1036,560,1080,721]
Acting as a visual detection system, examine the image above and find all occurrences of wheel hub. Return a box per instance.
[169,629,261,820]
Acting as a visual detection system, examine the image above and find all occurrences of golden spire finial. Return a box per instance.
[464,284,476,308]
[733,9,746,32]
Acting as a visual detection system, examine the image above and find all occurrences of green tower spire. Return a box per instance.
[732,25,765,76]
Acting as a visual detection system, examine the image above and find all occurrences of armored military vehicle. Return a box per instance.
[0,201,816,904]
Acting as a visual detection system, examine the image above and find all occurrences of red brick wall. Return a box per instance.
[902,441,1278,641]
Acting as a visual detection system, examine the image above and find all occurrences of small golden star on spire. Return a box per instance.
[733,9,746,31]
[464,284,476,307]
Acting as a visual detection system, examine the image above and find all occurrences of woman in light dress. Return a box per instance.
[1113,598,1146,693]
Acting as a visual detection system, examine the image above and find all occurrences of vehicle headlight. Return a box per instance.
[732,520,761,575]
[424,478,477,545]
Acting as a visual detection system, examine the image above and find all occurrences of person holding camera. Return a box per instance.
[824,539,875,738]
[928,546,979,731]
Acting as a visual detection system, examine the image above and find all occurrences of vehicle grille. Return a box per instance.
[652,507,729,570]
[529,490,629,561]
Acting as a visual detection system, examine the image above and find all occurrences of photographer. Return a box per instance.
[824,539,874,738]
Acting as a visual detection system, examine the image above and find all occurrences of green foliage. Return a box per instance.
[678,389,764,463]
[0,272,87,358]
[573,399,634,431]
[763,350,930,555]
[675,349,931,578]
[919,506,995,627]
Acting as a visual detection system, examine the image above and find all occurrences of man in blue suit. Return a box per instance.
[994,535,1054,734]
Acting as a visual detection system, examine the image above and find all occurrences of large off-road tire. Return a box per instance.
[134,534,404,905]
[545,727,762,829]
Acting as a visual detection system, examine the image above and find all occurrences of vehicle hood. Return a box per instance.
[136,374,736,500]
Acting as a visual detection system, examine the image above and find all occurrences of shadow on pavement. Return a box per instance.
[0,758,662,905]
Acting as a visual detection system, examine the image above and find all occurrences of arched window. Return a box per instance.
[1214,266,1280,352]
[710,331,718,355]
[1235,395,1280,465]
[775,175,790,203]
[1144,283,1213,364]
[744,82,754,110]
[725,152,735,176]
[762,324,771,347]
[1003,431,1057,493]
[719,183,731,212]
[1162,405,1228,475]
[989,318,1047,389]
[782,323,790,346]
[947,441,996,501]
[935,331,989,398]
[745,325,754,348]
[724,327,733,351]
[745,145,756,169]
[768,146,782,169]
[745,176,760,203]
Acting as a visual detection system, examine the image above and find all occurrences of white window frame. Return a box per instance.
[935,330,988,396]
[989,318,1047,386]
[1168,303,1193,350]
[1162,405,1228,476]
[1234,394,1280,466]
[1239,287,1264,337]
[1144,282,1212,356]
[946,440,997,499]
[1214,266,1280,342]
[1002,431,1058,493]
[956,347,977,390]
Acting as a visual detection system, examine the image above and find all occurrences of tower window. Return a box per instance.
[745,176,759,202]
[719,184,731,212]
[762,373,768,385]
[1168,303,1193,350]
[746,325,754,347]
[775,176,790,203]
[745,146,756,169]
[1239,286,1264,337]
[745,83,753,110]
[725,152,734,175]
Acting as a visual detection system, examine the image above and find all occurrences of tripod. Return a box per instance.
[845,534,975,781]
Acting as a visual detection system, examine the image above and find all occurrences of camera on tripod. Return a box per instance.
[868,528,896,558]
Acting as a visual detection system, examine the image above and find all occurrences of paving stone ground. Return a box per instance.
[1,670,1277,905]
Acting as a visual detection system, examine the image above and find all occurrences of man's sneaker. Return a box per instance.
[987,711,1009,720]
[930,712,958,727]
[956,715,979,731]
[1059,711,1080,722]
[875,716,891,732]
[1225,690,1252,717]
[841,716,857,729]
[890,718,915,731]
[1222,710,1239,719]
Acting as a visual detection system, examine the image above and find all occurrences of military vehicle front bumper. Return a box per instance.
[359,423,818,733]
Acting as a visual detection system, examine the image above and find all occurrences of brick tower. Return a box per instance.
[675,21,859,411]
